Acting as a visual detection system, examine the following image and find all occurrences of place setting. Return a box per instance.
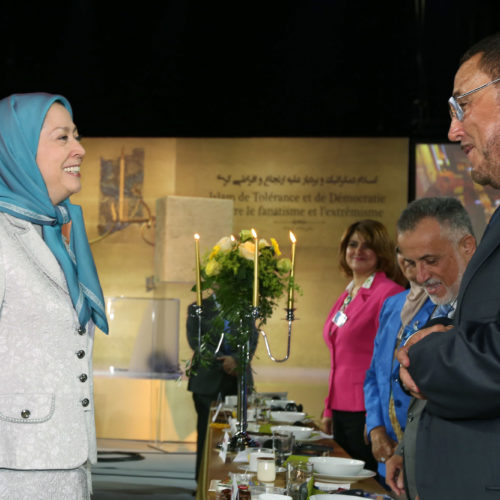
[308,457,376,487]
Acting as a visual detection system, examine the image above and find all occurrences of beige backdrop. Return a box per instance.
[73,137,408,443]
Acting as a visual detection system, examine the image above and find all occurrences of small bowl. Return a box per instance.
[270,411,306,423]
[270,425,312,440]
[308,456,364,476]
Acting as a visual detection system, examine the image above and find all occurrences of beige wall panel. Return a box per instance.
[175,138,409,373]
[154,195,233,282]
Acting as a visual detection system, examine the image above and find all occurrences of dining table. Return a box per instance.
[196,417,389,500]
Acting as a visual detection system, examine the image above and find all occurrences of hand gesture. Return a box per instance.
[397,323,452,397]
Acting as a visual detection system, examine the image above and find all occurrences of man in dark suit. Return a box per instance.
[186,294,258,480]
[397,33,500,499]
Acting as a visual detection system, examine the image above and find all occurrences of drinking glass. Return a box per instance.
[272,430,294,465]
[249,485,286,498]
[286,461,313,500]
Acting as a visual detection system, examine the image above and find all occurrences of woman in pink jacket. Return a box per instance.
[320,219,405,472]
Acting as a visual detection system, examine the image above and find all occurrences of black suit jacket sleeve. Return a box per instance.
[408,317,500,419]
[186,296,220,352]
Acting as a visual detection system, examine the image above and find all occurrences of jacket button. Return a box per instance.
[79,373,88,382]
[21,409,31,419]
[81,398,90,407]
[76,350,86,359]
[77,326,86,335]
[395,400,402,408]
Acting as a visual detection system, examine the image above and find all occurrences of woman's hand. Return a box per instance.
[319,415,333,434]
[369,426,397,463]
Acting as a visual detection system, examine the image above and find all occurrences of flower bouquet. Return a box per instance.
[191,229,298,369]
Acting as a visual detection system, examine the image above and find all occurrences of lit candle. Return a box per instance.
[194,233,202,306]
[251,228,259,307]
[287,231,296,310]
[257,456,276,483]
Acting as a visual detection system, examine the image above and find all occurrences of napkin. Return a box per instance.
[232,449,250,463]
[283,454,310,465]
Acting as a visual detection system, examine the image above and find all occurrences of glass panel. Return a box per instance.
[95,297,180,379]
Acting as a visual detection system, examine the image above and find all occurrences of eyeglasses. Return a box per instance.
[448,77,500,121]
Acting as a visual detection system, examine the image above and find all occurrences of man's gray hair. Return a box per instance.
[397,197,475,243]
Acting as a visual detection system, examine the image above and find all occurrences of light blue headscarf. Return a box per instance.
[0,93,108,333]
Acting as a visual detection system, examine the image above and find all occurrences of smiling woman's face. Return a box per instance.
[36,102,86,205]
[345,231,378,277]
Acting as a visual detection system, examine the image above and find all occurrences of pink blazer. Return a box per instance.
[323,271,404,416]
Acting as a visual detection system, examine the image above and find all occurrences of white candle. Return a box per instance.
[194,233,202,306]
[251,228,259,307]
[257,456,276,483]
[287,231,296,309]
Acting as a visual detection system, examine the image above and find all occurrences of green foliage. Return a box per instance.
[200,231,297,327]
[188,231,300,375]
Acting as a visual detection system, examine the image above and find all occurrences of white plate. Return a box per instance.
[296,432,321,442]
[310,495,367,500]
[314,480,351,491]
[238,465,286,473]
[313,468,376,482]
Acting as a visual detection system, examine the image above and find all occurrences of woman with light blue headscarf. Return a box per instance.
[0,93,108,500]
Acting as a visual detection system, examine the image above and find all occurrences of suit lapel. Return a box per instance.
[456,215,500,319]
[2,213,69,293]
[350,275,375,310]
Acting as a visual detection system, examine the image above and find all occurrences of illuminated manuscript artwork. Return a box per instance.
[98,148,147,236]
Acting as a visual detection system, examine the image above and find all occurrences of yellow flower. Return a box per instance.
[205,259,222,276]
[208,245,220,260]
[270,237,281,256]
[238,241,255,260]
[277,258,291,272]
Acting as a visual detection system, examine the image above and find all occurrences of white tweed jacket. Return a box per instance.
[0,212,97,470]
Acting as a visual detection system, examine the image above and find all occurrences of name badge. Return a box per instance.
[333,310,347,327]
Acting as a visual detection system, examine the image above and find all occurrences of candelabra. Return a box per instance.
[198,305,297,451]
